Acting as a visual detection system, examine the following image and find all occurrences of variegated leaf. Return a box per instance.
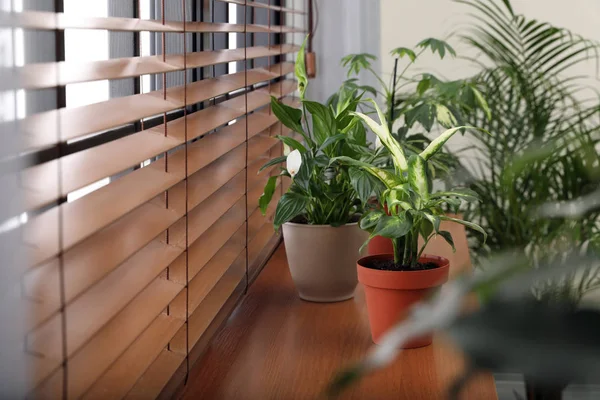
[332,156,402,189]
[351,99,408,173]
[408,155,430,204]
[419,126,465,161]
[439,215,487,243]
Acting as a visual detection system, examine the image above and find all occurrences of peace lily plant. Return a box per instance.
[257,36,374,303]
[335,99,487,269]
[258,70,368,229]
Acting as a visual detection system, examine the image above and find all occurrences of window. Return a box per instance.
[2,1,305,398]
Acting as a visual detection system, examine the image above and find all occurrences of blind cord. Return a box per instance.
[244,0,250,292]
[183,0,191,387]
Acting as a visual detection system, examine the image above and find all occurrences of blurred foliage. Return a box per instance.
[458,0,600,305]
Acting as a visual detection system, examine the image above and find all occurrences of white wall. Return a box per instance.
[379,0,600,160]
[380,0,600,81]
[307,0,381,103]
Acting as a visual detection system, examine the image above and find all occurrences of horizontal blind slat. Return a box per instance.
[11,62,298,153]
[3,47,298,90]
[187,225,246,315]
[0,11,305,32]
[187,201,247,282]
[170,249,246,353]
[187,145,247,210]
[124,350,185,400]
[27,237,183,361]
[82,313,184,400]
[187,174,246,246]
[215,0,306,14]
[64,276,183,399]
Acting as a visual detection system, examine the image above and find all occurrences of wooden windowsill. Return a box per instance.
[178,243,498,399]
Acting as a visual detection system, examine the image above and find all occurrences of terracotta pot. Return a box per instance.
[367,235,394,255]
[357,254,450,347]
[367,202,393,255]
[283,221,368,302]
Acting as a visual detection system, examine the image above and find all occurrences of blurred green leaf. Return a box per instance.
[259,156,287,173]
[417,37,457,59]
[276,135,307,153]
[390,46,417,62]
[304,100,337,145]
[341,53,377,76]
[259,175,279,215]
[295,36,309,100]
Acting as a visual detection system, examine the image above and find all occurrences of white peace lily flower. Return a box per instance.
[283,143,292,156]
[286,149,302,178]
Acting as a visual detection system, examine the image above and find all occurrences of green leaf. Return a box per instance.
[270,97,312,145]
[420,218,434,239]
[319,133,346,153]
[292,153,311,192]
[303,100,337,145]
[419,126,465,161]
[345,120,367,146]
[408,155,430,203]
[259,175,279,215]
[471,86,492,121]
[439,215,487,243]
[332,156,403,189]
[430,188,481,202]
[273,192,308,230]
[371,214,411,239]
[359,210,385,231]
[417,77,431,95]
[350,167,382,204]
[435,104,458,128]
[422,212,441,233]
[437,230,456,252]
[351,99,408,173]
[417,38,457,59]
[405,103,435,131]
[313,154,330,167]
[295,36,309,100]
[390,47,417,62]
[259,156,287,173]
[340,53,377,77]
[386,184,414,211]
[276,135,307,153]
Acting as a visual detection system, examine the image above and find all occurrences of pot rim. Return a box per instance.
[357,253,449,272]
[357,253,450,290]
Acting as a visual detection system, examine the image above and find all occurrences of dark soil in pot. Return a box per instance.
[362,259,439,271]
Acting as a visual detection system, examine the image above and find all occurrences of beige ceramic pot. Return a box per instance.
[282,221,368,302]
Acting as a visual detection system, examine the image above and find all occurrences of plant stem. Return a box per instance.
[402,233,411,265]
[411,232,419,269]
[393,237,402,265]
[389,58,399,131]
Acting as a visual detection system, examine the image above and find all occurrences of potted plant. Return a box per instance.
[334,39,489,256]
[335,99,486,347]
[258,38,374,302]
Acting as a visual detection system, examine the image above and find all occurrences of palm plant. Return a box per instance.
[334,100,486,268]
[458,0,600,305]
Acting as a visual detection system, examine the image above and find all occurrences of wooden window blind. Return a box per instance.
[1,0,306,398]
